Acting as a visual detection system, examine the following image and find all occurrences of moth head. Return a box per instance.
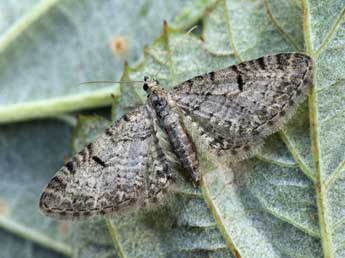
[143,76,160,93]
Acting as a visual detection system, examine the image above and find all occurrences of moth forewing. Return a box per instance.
[39,105,174,220]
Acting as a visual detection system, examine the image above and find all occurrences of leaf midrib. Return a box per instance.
[0,0,59,54]
[0,216,72,257]
[302,0,334,257]
[0,87,118,123]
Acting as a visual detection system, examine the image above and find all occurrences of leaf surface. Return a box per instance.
[0,0,216,123]
[0,119,73,257]
[2,1,345,258]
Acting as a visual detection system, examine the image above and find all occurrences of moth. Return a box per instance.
[39,52,314,219]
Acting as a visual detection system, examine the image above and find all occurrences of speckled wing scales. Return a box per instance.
[39,105,173,220]
[172,53,314,164]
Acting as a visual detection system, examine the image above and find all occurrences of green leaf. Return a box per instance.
[0,119,73,257]
[0,0,216,123]
[71,114,111,153]
[0,229,66,258]
[2,0,345,257]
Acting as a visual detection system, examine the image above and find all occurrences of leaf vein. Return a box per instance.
[279,130,315,182]
[106,218,126,258]
[222,0,243,62]
[264,0,301,51]
[315,5,345,58]
[325,159,345,188]
[200,177,242,258]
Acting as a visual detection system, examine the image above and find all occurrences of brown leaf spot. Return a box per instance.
[110,36,128,57]
[58,221,70,236]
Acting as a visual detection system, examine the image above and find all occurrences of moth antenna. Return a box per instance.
[79,80,144,86]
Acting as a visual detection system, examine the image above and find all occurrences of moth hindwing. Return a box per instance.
[39,52,314,219]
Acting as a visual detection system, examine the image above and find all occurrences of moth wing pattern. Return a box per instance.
[172,53,314,164]
[39,105,173,220]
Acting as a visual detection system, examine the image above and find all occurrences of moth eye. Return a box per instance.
[143,83,149,91]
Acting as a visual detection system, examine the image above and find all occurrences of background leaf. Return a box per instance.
[0,0,216,123]
[0,119,73,257]
[0,229,66,258]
